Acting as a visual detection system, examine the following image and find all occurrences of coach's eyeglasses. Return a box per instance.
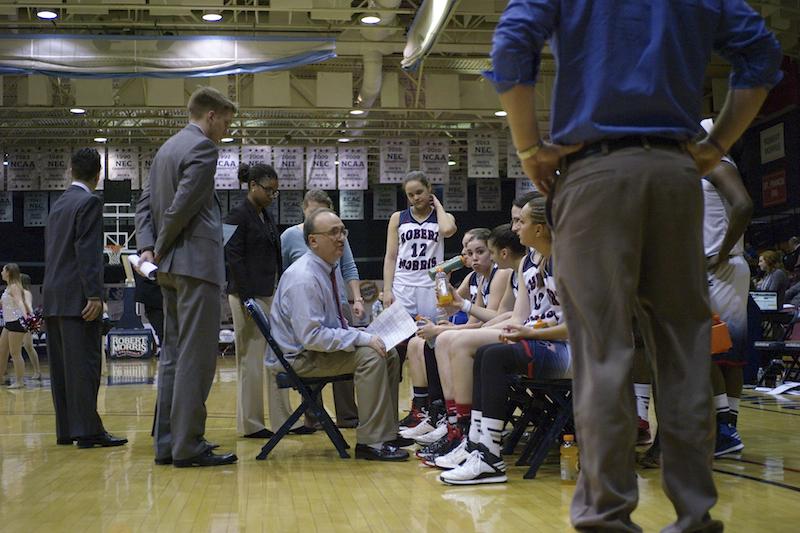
[254,182,280,198]
[312,227,349,240]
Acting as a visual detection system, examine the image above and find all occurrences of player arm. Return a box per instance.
[510,261,530,324]
[382,212,400,302]
[706,162,753,261]
[432,195,457,238]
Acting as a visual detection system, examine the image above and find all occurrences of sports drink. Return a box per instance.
[428,255,465,281]
[560,434,579,484]
[434,269,453,306]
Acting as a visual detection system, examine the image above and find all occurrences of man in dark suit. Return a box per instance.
[135,86,238,467]
[43,148,127,449]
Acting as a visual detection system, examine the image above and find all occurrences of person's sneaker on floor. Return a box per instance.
[419,434,465,466]
[400,416,436,439]
[637,417,651,445]
[714,423,744,457]
[434,437,476,470]
[415,417,448,445]
[439,444,507,485]
[399,405,428,431]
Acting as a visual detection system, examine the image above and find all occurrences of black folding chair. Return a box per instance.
[244,298,353,460]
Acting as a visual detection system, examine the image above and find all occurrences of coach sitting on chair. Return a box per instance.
[269,208,409,461]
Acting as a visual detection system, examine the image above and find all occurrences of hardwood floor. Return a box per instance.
[1,359,798,532]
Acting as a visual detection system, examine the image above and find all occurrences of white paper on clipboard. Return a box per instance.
[364,301,418,351]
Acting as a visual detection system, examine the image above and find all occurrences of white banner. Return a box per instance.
[39,146,71,191]
[760,123,785,164]
[215,146,240,190]
[419,138,449,184]
[468,131,499,178]
[23,192,48,227]
[7,147,39,191]
[279,190,304,225]
[0,192,12,222]
[306,146,337,190]
[476,180,501,211]
[443,175,468,211]
[507,134,525,179]
[108,146,141,188]
[140,146,158,191]
[274,147,304,190]
[516,178,537,198]
[339,190,365,220]
[338,146,368,190]
[380,139,410,184]
[372,185,397,220]
[241,145,272,190]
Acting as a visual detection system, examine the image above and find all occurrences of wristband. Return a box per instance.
[706,136,726,155]
[516,140,544,161]
[460,299,473,314]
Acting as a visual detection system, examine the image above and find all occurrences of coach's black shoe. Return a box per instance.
[289,426,317,435]
[56,438,74,445]
[173,449,238,468]
[154,456,173,465]
[243,429,275,439]
[76,432,128,449]
[386,435,415,448]
[355,443,409,462]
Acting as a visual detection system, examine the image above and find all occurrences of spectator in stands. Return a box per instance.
[757,250,789,306]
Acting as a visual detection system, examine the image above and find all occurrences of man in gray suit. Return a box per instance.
[44,148,127,449]
[135,87,237,467]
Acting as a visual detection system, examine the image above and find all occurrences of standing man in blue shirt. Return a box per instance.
[487,1,782,532]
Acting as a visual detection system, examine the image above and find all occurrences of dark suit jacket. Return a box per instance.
[43,184,104,317]
[135,123,224,286]
[134,272,163,309]
[224,198,282,299]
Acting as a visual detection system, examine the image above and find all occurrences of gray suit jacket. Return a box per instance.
[135,123,224,286]
[43,184,104,317]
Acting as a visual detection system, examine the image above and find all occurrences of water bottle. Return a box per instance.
[560,434,579,484]
[371,299,384,319]
[428,255,466,281]
[435,268,453,306]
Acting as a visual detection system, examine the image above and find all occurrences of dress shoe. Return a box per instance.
[289,426,317,435]
[154,456,173,465]
[386,435,416,448]
[56,438,74,445]
[204,441,220,450]
[354,443,409,462]
[173,449,238,468]
[76,432,128,449]
[243,428,275,439]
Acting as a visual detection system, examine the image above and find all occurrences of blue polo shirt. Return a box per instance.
[485,0,783,144]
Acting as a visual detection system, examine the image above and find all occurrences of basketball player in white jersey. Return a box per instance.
[382,171,457,318]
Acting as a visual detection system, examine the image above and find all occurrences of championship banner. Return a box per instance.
[443,175,468,211]
[468,131,499,178]
[338,145,368,190]
[274,146,304,190]
[279,190,304,225]
[6,147,39,191]
[306,146,337,190]
[380,139,410,184]
[516,178,537,197]
[39,146,71,191]
[339,190,364,220]
[0,192,13,223]
[372,185,397,220]
[23,192,48,227]
[140,146,158,191]
[419,138,449,184]
[227,190,247,216]
[241,145,272,189]
[214,146,240,190]
[108,146,141,189]
[507,133,525,179]
[476,180,501,211]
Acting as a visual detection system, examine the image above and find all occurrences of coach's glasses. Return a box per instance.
[312,227,349,240]
[255,182,280,198]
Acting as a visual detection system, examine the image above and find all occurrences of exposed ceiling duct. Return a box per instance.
[402,0,460,71]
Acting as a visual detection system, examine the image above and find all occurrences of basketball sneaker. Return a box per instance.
[714,423,744,457]
[637,418,651,445]
[399,405,428,431]
[434,438,476,470]
[415,417,448,445]
[439,444,507,485]
[400,416,436,439]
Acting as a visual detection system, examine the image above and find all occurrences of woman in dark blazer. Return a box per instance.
[225,162,300,438]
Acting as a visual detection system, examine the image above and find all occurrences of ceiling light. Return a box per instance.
[36,10,58,20]
[70,108,86,115]
[221,137,234,143]
[448,161,456,166]
[360,14,381,25]
[338,138,351,143]
[94,137,108,143]
[494,110,508,117]
[349,109,365,116]
[202,13,223,22]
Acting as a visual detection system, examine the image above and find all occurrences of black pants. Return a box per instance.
[424,343,445,402]
[473,343,530,420]
[144,305,164,349]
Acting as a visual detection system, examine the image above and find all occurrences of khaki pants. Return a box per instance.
[290,346,400,445]
[551,146,717,533]
[228,294,299,435]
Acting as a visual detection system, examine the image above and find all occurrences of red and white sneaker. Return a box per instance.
[637,418,651,445]
[399,405,428,431]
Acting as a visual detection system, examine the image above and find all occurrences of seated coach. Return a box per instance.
[268,208,409,461]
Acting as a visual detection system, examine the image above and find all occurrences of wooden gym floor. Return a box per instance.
[1,358,798,533]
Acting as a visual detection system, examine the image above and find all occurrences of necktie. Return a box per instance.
[329,268,348,329]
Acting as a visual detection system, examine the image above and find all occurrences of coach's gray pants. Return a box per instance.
[154,272,221,461]
[550,146,717,533]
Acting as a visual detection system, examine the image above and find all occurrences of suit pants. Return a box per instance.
[290,346,400,445]
[154,273,221,461]
[45,316,105,440]
[550,147,717,533]
[228,294,300,434]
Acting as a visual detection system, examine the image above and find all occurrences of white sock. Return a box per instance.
[468,410,482,444]
[728,396,740,417]
[368,442,384,451]
[479,416,504,458]
[713,393,730,416]
[634,383,651,422]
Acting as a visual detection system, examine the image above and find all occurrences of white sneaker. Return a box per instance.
[400,417,436,439]
[434,438,472,470]
[415,418,448,445]
[439,449,507,485]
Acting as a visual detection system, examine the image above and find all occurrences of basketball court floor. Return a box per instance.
[1,359,798,532]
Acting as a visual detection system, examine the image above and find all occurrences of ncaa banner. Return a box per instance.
[380,139,410,184]
[338,146,368,190]
[339,190,364,220]
[306,146,337,190]
[476,180,501,211]
[274,146,304,190]
[108,146,140,188]
[7,147,39,191]
[468,131,499,178]
[419,138,449,184]
[214,146,240,190]
[39,146,71,191]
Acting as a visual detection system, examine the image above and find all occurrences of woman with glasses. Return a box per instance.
[280,189,363,428]
[225,162,293,439]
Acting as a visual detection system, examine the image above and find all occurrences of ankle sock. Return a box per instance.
[714,393,731,425]
[412,387,429,409]
[445,399,458,426]
[468,410,482,444]
[728,396,740,427]
[479,416,504,457]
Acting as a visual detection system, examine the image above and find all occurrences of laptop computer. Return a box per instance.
[750,291,778,311]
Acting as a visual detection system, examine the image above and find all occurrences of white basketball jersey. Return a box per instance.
[702,157,743,258]
[522,250,563,327]
[394,208,444,287]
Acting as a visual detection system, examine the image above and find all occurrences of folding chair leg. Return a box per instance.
[257,401,308,460]
[524,396,573,480]
[309,385,350,459]
[503,395,537,456]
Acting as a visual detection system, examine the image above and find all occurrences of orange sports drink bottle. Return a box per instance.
[434,268,453,306]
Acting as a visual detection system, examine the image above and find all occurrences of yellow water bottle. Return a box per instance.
[435,268,453,306]
[560,434,579,484]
